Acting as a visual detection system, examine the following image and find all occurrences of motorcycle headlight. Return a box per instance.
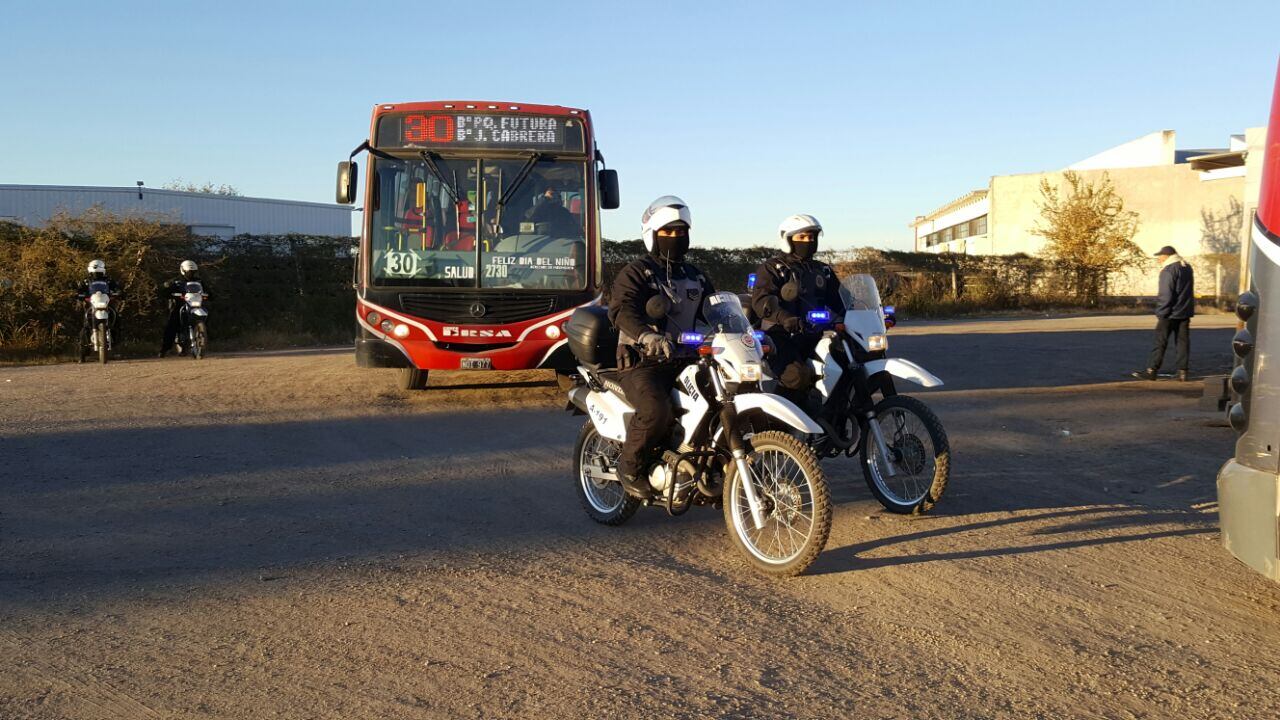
[90,292,110,309]
[184,292,202,307]
[868,334,888,352]
[739,362,762,382]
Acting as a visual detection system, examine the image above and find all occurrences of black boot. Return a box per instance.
[1131,368,1157,381]
[619,472,650,499]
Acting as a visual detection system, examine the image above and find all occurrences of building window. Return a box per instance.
[942,227,953,242]
[971,215,987,235]
[956,222,969,240]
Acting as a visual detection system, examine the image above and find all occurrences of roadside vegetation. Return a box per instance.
[2,205,1222,363]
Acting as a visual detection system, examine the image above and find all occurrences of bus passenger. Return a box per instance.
[750,214,847,407]
[525,181,580,237]
[608,196,714,498]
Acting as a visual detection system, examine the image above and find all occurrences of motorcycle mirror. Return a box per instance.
[645,295,672,321]
[780,280,800,302]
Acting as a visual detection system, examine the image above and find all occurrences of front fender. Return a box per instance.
[734,392,823,434]
[862,357,944,388]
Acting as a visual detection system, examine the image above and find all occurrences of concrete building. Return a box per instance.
[910,129,1262,296]
[0,184,353,239]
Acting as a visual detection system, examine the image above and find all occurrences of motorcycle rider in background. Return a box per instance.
[750,214,847,408]
[608,196,715,498]
[73,259,122,363]
[158,260,210,357]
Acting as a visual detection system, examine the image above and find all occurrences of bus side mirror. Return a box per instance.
[599,169,620,210]
[336,161,358,205]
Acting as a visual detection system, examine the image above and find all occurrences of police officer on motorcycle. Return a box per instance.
[750,214,846,407]
[608,196,715,498]
[158,260,209,357]
[74,259,122,363]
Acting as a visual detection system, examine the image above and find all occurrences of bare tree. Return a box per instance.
[162,179,242,197]
[1033,170,1144,302]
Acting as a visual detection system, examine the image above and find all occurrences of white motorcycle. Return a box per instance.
[759,274,950,515]
[83,280,115,364]
[173,281,209,359]
[564,292,832,577]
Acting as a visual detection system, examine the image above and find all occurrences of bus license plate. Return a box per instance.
[460,357,492,370]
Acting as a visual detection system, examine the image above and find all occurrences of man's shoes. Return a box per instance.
[1177,370,1189,382]
[1131,368,1157,381]
[619,473,650,499]
[157,350,167,358]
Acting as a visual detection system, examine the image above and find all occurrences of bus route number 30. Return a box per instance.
[383,251,420,277]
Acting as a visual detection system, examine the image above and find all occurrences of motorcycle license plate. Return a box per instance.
[460,357,491,370]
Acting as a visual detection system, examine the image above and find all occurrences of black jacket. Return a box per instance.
[608,255,714,344]
[74,277,121,300]
[160,276,211,307]
[750,254,846,332]
[1155,257,1194,319]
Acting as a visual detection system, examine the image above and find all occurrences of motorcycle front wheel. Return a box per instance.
[860,395,950,514]
[95,325,107,365]
[724,430,831,577]
[191,323,207,360]
[573,422,640,525]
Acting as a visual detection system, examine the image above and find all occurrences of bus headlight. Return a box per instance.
[868,334,888,351]
[380,319,394,334]
[545,324,561,339]
[393,323,410,339]
[366,311,382,326]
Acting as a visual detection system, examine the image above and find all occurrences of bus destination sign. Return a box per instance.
[376,113,583,153]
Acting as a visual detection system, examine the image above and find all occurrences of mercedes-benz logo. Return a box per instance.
[469,302,487,318]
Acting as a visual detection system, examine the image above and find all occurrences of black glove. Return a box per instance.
[781,316,803,334]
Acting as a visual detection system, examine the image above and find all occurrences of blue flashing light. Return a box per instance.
[883,305,896,315]
[679,331,705,345]
[747,273,757,290]
[807,309,831,323]
[753,330,765,341]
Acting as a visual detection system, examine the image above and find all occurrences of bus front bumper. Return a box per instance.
[1217,458,1280,581]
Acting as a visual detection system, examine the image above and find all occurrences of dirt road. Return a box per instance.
[3,315,1277,719]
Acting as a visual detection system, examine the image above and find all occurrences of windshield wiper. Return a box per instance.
[496,153,546,210]
[418,151,460,202]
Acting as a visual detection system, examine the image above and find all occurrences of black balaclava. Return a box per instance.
[788,236,817,261]
[653,225,690,263]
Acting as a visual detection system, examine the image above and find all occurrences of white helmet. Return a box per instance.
[87,259,106,275]
[641,195,692,252]
[180,260,198,274]
[778,214,823,250]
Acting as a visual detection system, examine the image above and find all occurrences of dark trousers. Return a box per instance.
[1148,317,1190,372]
[618,363,679,479]
[766,331,819,403]
[161,307,182,352]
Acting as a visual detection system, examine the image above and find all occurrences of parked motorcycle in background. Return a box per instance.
[759,274,951,515]
[173,281,209,359]
[82,280,115,364]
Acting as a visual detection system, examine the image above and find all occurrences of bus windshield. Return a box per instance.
[369,155,587,290]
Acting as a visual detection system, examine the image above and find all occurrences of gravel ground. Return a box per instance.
[3,314,1276,720]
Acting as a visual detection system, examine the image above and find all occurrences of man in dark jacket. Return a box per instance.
[750,214,846,406]
[608,195,714,498]
[1134,245,1194,381]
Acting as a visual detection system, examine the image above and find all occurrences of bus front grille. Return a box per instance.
[398,292,559,325]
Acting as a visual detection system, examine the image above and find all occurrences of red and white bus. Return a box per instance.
[336,102,619,389]
[1218,58,1280,582]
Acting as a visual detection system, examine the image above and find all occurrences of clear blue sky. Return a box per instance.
[2,1,1278,251]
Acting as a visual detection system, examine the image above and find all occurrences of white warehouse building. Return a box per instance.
[0,184,353,239]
